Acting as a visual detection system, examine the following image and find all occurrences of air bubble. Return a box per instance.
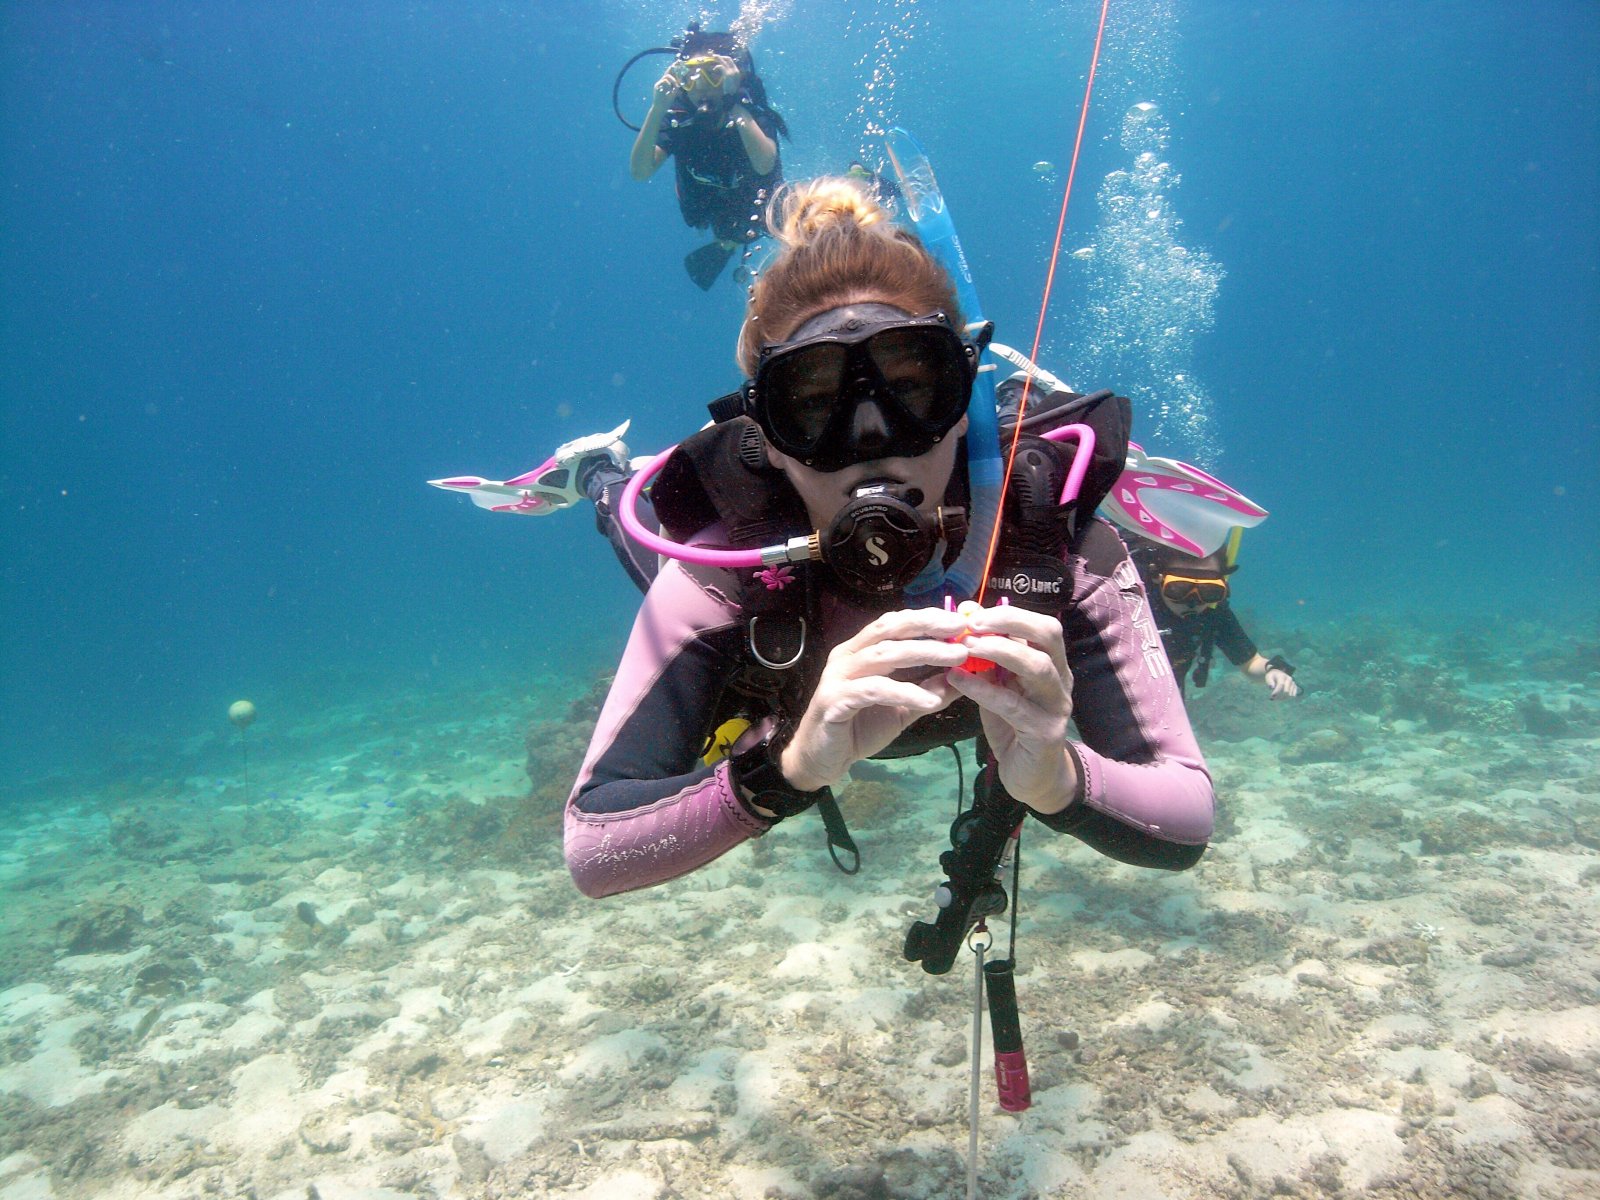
[1069,94,1223,463]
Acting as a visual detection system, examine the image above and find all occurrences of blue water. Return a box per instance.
[2,0,1596,785]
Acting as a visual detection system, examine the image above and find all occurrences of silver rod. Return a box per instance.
[967,941,986,1200]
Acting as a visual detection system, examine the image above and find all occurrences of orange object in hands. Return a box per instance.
[948,597,1002,674]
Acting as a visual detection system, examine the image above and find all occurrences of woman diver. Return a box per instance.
[563,176,1214,914]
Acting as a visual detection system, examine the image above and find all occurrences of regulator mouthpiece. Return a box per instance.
[821,480,935,596]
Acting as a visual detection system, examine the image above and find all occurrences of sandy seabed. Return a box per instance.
[2,618,1598,1200]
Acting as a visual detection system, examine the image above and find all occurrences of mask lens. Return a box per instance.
[679,56,723,86]
[867,326,970,427]
[759,343,848,450]
[1161,576,1228,606]
[753,315,973,471]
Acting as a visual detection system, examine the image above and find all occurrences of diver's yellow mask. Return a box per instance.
[1158,573,1229,610]
[674,55,728,90]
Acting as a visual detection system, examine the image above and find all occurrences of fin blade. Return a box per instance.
[684,241,736,290]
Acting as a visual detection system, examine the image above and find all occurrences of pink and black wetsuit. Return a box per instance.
[565,516,1214,899]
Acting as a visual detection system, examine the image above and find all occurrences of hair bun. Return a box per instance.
[737,174,960,374]
[773,178,886,245]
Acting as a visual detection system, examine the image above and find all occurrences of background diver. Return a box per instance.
[623,25,787,290]
[1125,533,1300,700]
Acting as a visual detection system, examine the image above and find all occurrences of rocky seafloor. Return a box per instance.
[1,615,1597,1199]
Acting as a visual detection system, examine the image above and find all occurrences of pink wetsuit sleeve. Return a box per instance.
[564,558,772,897]
[565,761,769,898]
[1062,532,1215,846]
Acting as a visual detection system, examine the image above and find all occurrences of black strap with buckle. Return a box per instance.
[728,738,860,874]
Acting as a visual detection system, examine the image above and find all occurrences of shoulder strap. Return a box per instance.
[1192,615,1218,688]
[652,417,808,548]
[647,417,825,702]
[977,381,1131,617]
[996,383,1131,537]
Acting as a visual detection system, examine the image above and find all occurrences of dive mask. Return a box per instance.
[673,55,728,88]
[1159,573,1229,609]
[745,308,977,473]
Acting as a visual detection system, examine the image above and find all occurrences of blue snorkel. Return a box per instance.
[884,129,1002,602]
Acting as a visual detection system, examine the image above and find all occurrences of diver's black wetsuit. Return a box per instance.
[1129,552,1257,692]
[656,100,782,243]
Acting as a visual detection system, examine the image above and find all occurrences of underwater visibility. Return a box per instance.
[2,3,1597,1199]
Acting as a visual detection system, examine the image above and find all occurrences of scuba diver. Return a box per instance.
[1125,535,1300,699]
[622,24,788,290]
[432,174,1212,1108]
[1089,435,1298,701]
[544,176,1214,906]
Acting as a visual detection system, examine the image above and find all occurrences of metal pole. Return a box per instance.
[967,929,989,1200]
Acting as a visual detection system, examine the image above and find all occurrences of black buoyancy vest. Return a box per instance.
[982,386,1131,614]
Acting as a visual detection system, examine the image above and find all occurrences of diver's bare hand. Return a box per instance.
[1265,668,1299,699]
[779,608,971,791]
[652,69,682,106]
[942,604,1078,814]
[715,55,743,95]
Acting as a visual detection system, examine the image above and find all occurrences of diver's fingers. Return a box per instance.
[1264,670,1299,699]
[943,665,1067,740]
[958,631,1062,679]
[959,603,1065,651]
[835,608,971,657]
[835,637,970,680]
[957,632,1071,709]
[814,676,955,724]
